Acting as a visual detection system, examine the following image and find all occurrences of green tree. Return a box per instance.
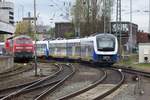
[47,27,55,38]
[64,32,74,38]
[15,21,34,38]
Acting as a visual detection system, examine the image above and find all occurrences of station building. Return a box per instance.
[111,21,138,53]
[0,0,15,41]
[0,0,14,25]
[0,0,14,71]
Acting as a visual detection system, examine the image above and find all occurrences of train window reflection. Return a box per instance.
[97,38,115,51]
[16,39,32,44]
[36,44,46,49]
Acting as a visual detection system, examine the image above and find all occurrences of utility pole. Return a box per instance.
[34,0,38,76]
[116,0,122,56]
[109,0,112,33]
[129,0,133,53]
[148,0,150,33]
[86,0,90,34]
[74,0,80,37]
[104,0,106,33]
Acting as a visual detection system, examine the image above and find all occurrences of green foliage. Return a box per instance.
[15,21,34,38]
[136,63,150,67]
[47,27,55,37]
[0,35,4,41]
[64,32,74,38]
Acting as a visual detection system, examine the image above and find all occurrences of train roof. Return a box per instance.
[49,39,67,43]
[14,35,32,39]
[67,38,80,43]
[47,33,117,44]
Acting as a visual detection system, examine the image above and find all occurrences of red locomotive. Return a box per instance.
[5,35,34,61]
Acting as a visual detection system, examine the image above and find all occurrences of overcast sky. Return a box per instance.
[6,0,150,32]
[10,0,74,26]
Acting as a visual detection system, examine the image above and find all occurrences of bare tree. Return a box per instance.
[72,0,114,37]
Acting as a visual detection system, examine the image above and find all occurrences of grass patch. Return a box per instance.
[118,54,138,66]
[134,63,150,68]
[117,54,150,71]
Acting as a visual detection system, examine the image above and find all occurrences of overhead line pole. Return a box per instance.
[87,0,90,34]
[116,0,122,57]
[149,0,150,33]
[130,0,133,53]
[104,0,106,33]
[119,0,122,56]
[34,0,38,76]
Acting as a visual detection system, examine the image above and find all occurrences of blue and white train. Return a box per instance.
[36,33,119,65]
[34,41,49,58]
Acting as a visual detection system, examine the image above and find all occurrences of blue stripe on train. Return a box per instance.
[92,50,119,63]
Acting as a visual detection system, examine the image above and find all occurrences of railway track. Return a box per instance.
[34,64,75,100]
[0,64,61,100]
[0,64,74,100]
[2,60,150,100]
[112,65,150,77]
[0,63,34,80]
[40,64,103,100]
[0,65,62,98]
[56,68,124,100]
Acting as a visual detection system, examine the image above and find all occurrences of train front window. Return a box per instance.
[36,44,46,51]
[16,39,32,44]
[97,37,115,51]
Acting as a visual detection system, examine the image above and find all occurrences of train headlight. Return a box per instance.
[16,47,23,49]
[103,56,110,60]
[25,47,32,49]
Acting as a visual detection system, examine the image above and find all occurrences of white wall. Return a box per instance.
[0,1,14,23]
[139,43,150,63]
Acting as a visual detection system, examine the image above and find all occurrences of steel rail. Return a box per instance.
[34,64,76,100]
[0,79,39,93]
[92,68,125,100]
[21,79,61,93]
[0,66,22,75]
[113,65,150,77]
[0,79,61,99]
[58,69,107,100]
[0,64,34,80]
[0,64,62,100]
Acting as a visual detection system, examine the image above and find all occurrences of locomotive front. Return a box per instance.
[14,35,34,60]
[94,34,118,64]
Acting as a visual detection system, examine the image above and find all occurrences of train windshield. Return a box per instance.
[97,36,115,51]
[16,38,32,44]
[36,44,47,51]
[36,44,46,48]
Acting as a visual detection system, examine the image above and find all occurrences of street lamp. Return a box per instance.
[34,0,38,76]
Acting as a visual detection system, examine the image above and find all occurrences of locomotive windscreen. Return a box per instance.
[97,35,115,51]
[16,38,32,44]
